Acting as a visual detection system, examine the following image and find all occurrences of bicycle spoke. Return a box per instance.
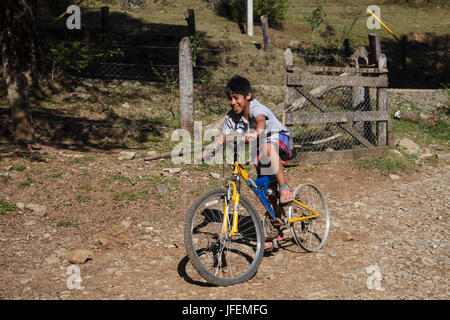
[185,189,264,286]
[290,184,330,252]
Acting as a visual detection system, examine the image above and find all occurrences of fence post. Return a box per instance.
[342,38,350,57]
[260,15,270,51]
[352,46,372,143]
[283,48,293,126]
[247,0,253,36]
[101,6,109,43]
[179,37,194,135]
[367,34,382,145]
[377,54,391,147]
[186,9,196,36]
[400,35,407,69]
[368,33,381,66]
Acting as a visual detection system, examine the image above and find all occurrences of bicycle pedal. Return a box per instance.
[272,239,279,249]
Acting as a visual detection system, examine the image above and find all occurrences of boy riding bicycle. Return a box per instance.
[198,75,294,248]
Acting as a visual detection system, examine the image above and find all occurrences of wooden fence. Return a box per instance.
[283,33,394,164]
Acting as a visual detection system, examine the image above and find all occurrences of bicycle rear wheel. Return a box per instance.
[289,183,330,252]
[184,188,264,286]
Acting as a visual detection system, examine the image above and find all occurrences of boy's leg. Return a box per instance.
[260,143,294,204]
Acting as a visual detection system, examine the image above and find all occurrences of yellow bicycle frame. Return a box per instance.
[288,201,320,223]
[223,162,321,236]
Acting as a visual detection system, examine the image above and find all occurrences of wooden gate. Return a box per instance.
[283,35,394,164]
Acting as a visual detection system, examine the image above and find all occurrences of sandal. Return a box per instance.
[280,189,294,204]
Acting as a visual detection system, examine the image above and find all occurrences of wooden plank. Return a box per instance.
[288,147,390,164]
[294,86,375,148]
[286,65,388,74]
[287,74,388,87]
[285,111,390,125]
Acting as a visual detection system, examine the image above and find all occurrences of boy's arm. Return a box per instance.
[210,133,227,152]
[197,133,227,162]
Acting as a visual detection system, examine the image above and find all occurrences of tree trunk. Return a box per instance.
[0,0,37,145]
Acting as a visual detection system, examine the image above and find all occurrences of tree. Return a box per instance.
[0,0,40,145]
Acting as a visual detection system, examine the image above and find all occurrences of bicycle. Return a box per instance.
[184,136,330,286]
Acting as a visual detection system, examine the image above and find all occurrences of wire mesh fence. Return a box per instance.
[288,85,379,153]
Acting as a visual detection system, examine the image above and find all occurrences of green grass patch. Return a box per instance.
[19,177,34,187]
[44,172,63,179]
[12,164,26,171]
[0,200,17,215]
[69,155,97,164]
[1,173,10,183]
[113,189,149,202]
[394,118,449,146]
[56,221,78,228]
[76,194,91,203]
[355,156,408,174]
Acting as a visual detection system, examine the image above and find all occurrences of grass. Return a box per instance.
[19,177,34,187]
[76,194,91,203]
[285,0,450,48]
[1,173,10,183]
[70,156,97,164]
[12,164,27,171]
[44,172,63,179]
[355,156,408,174]
[56,221,78,228]
[393,118,450,147]
[0,200,17,215]
[113,189,149,202]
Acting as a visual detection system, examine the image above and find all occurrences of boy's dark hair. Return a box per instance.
[225,75,252,98]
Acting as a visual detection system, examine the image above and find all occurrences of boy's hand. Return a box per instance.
[196,151,207,163]
[196,149,215,163]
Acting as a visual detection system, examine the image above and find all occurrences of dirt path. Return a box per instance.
[0,145,448,300]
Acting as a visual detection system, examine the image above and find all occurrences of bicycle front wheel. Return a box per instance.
[184,188,264,286]
[289,183,330,252]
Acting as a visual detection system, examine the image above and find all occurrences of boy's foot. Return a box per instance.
[264,232,285,250]
[280,189,294,204]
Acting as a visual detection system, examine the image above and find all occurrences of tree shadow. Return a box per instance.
[0,4,211,151]
[291,33,449,89]
[376,33,449,89]
[0,103,165,152]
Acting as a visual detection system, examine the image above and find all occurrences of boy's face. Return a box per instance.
[228,92,251,115]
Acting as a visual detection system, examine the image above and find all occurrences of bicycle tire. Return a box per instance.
[184,188,264,286]
[289,183,330,252]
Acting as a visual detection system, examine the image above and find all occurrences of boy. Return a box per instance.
[199,75,294,203]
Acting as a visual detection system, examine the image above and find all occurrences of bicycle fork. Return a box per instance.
[223,177,240,237]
